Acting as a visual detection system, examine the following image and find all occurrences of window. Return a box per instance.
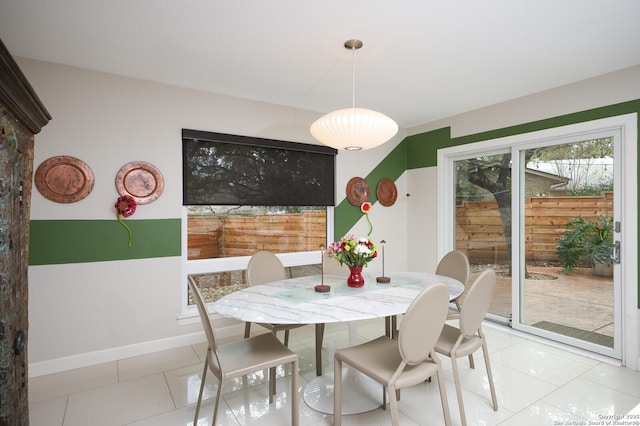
[182,130,337,307]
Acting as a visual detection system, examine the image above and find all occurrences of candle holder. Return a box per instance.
[376,240,391,283]
[315,243,331,292]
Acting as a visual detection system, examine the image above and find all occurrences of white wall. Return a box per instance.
[19,58,406,375]
[405,167,440,273]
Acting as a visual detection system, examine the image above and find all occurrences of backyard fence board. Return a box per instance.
[187,210,326,259]
[457,192,613,264]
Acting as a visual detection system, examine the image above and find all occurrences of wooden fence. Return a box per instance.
[457,192,613,264]
[188,210,326,259]
[188,193,613,264]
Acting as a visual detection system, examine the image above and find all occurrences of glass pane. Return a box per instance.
[522,138,614,348]
[189,264,322,304]
[187,205,326,260]
[454,153,512,318]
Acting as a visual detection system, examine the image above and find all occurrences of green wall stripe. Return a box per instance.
[405,99,640,170]
[334,141,407,240]
[406,127,452,169]
[29,219,181,265]
[454,99,640,148]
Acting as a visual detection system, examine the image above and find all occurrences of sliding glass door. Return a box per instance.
[514,133,620,358]
[442,120,625,359]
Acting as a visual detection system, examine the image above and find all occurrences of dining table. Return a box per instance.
[213,271,464,415]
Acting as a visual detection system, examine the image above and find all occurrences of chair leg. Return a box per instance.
[194,356,209,425]
[284,329,290,347]
[385,316,391,337]
[389,384,401,426]
[315,323,325,376]
[481,342,498,411]
[468,353,475,369]
[451,356,468,426]
[211,375,223,426]
[244,322,251,338]
[436,367,452,426]
[392,315,398,340]
[269,367,276,404]
[333,357,343,426]
[291,358,299,426]
[382,386,387,410]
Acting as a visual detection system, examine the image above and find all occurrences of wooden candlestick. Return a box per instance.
[376,239,391,283]
[315,243,331,292]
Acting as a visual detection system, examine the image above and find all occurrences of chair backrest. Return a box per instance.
[322,251,349,277]
[246,250,287,286]
[459,269,496,337]
[435,250,470,287]
[398,282,450,365]
[188,276,219,353]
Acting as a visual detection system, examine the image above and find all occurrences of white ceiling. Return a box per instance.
[1,0,640,128]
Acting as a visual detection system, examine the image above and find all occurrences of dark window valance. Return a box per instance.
[182,129,337,206]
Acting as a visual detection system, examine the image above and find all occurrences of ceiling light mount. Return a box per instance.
[344,39,363,50]
[310,39,398,151]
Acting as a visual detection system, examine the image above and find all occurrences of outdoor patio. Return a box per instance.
[471,265,614,347]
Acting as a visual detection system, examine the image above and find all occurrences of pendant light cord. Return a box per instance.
[351,47,356,108]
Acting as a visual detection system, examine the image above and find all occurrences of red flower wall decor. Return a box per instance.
[361,201,373,236]
[115,195,137,247]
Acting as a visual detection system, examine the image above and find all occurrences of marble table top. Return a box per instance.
[213,272,464,325]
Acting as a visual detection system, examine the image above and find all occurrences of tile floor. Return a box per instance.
[29,320,640,426]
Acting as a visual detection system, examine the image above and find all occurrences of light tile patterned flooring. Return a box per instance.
[30,320,640,426]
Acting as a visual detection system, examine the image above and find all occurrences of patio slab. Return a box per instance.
[470,266,614,341]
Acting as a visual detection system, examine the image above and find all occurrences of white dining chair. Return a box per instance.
[434,268,498,426]
[244,250,326,376]
[388,250,470,340]
[322,251,349,276]
[437,250,470,319]
[188,276,299,426]
[333,282,452,426]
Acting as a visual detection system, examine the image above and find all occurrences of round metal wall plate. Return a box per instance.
[346,177,369,206]
[34,156,95,203]
[115,161,164,205]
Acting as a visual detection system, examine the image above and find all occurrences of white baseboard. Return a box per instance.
[28,323,245,378]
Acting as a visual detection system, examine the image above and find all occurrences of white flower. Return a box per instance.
[354,244,371,255]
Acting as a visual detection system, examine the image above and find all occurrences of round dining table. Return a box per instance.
[213,271,464,414]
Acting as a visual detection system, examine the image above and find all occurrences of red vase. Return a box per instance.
[347,266,365,288]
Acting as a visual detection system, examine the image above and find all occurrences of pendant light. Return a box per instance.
[310,39,398,151]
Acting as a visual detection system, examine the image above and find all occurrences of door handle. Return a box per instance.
[612,240,621,264]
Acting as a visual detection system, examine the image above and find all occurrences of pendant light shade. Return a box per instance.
[310,107,398,151]
[310,39,398,151]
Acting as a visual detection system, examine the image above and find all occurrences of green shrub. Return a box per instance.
[556,216,613,274]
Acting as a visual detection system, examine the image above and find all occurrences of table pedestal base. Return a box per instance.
[303,367,385,415]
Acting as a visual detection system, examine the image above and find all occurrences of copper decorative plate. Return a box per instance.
[346,177,370,206]
[115,161,164,205]
[376,178,398,207]
[34,156,95,203]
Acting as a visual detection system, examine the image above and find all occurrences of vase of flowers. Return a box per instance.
[327,235,377,287]
[346,266,365,287]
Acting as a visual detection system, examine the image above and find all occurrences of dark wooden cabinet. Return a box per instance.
[0,38,50,426]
